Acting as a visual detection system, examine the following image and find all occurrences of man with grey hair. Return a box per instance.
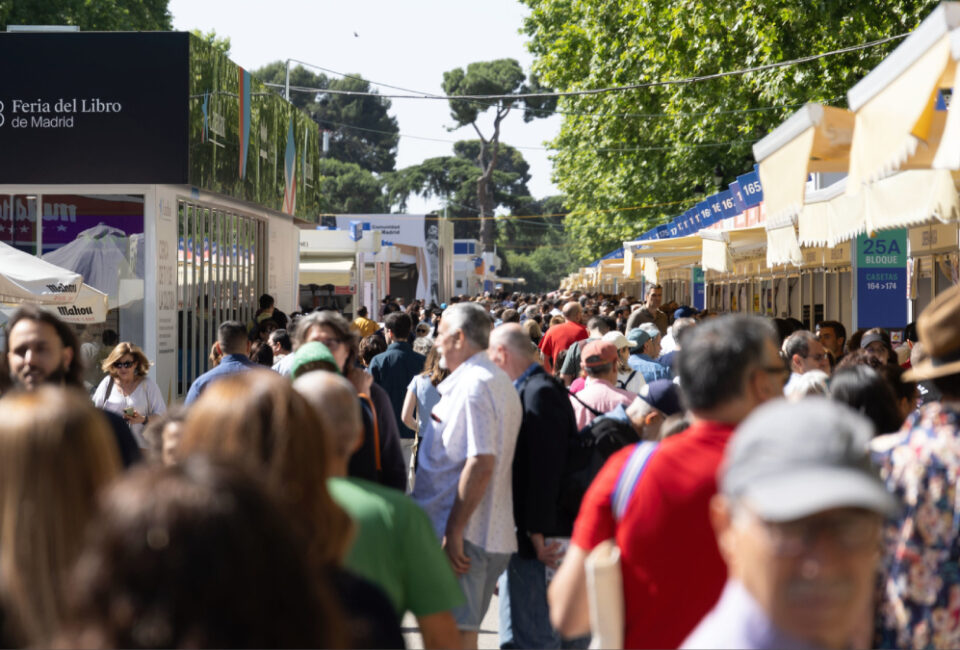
[782,329,831,395]
[488,323,581,648]
[413,302,522,650]
[294,372,464,650]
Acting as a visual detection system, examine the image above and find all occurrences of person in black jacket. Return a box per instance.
[487,323,585,649]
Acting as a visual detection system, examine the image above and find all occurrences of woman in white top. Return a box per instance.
[93,342,166,448]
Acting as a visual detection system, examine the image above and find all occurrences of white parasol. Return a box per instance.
[0,240,109,324]
[0,239,83,304]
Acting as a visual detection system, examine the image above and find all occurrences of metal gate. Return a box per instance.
[177,200,266,397]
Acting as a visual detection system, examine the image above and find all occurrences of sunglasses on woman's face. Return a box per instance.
[114,361,135,369]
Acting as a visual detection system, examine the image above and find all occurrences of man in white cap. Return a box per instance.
[683,398,898,649]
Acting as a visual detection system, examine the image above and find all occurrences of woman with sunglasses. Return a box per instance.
[93,342,166,449]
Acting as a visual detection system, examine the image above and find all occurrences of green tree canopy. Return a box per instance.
[316,158,387,214]
[441,59,555,251]
[522,0,941,261]
[1,0,172,30]
[254,63,399,173]
[385,140,534,240]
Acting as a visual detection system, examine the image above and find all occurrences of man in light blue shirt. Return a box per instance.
[626,323,670,383]
[184,321,255,404]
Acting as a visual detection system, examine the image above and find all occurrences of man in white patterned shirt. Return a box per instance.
[414,302,522,650]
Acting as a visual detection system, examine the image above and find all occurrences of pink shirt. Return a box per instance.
[569,378,636,429]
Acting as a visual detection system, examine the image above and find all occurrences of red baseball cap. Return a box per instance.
[581,340,619,368]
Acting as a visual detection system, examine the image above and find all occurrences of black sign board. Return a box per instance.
[0,32,189,184]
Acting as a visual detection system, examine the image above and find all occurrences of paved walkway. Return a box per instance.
[402,594,501,649]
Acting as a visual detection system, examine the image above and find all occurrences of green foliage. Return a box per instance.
[385,140,533,240]
[190,28,230,57]
[254,63,399,173]
[316,158,387,214]
[497,195,576,292]
[0,0,172,30]
[521,0,941,262]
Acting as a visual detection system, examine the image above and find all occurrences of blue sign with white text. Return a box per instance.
[736,169,764,207]
[696,200,713,227]
[729,180,747,214]
[718,190,736,220]
[692,267,705,310]
[856,229,907,330]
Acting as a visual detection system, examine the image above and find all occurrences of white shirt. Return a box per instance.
[617,367,647,394]
[660,331,678,354]
[273,352,296,377]
[412,351,522,553]
[93,375,167,448]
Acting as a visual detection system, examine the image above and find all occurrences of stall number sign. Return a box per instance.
[692,267,705,310]
[856,229,906,330]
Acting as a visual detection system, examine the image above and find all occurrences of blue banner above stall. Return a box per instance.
[696,200,713,227]
[729,180,747,214]
[718,190,737,220]
[736,166,764,207]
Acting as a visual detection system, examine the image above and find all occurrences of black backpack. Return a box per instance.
[557,392,640,527]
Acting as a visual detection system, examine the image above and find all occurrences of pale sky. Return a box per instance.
[169,0,563,213]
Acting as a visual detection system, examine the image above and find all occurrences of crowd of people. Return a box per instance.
[1,280,959,649]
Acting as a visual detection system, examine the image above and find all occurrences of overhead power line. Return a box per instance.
[312,114,758,153]
[281,59,824,120]
[274,34,905,103]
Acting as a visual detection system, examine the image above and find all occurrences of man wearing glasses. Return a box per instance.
[683,398,897,649]
[782,330,831,395]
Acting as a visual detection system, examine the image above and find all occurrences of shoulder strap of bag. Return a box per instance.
[357,393,382,473]
[568,388,606,417]
[103,375,114,402]
[617,370,637,390]
[611,441,658,522]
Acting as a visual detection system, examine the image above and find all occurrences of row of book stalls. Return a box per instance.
[562,2,960,343]
[0,31,453,404]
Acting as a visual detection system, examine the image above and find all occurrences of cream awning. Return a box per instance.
[630,234,704,258]
[799,170,960,246]
[622,246,636,279]
[754,103,855,223]
[864,169,960,232]
[700,227,767,273]
[846,4,960,190]
[599,259,624,279]
[642,258,659,285]
[765,213,804,267]
[299,259,355,286]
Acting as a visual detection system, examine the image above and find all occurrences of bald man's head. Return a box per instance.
[490,323,538,360]
[293,372,362,460]
[562,301,582,322]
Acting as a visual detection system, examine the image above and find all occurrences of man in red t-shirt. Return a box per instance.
[538,301,587,374]
[548,314,787,648]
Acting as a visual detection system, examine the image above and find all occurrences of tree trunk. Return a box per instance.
[472,104,508,253]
